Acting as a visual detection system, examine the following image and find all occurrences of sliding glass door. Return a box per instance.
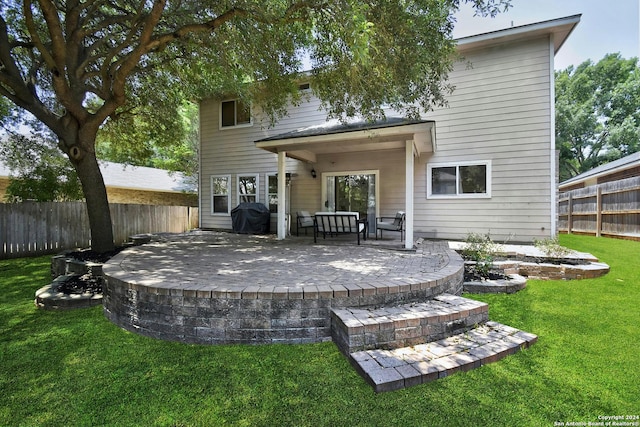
[322,170,379,233]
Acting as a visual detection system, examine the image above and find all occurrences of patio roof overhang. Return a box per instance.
[255,117,436,163]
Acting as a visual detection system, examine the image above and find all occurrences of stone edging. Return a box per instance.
[35,275,103,310]
[463,273,527,294]
[102,244,466,344]
[493,260,610,280]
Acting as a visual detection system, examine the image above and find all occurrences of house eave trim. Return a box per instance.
[456,14,581,55]
[255,121,436,158]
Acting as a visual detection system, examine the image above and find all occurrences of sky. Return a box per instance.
[453,0,640,70]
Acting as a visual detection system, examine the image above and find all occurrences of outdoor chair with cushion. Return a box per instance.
[296,211,315,236]
[376,211,405,241]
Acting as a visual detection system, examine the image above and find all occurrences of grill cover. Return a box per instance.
[231,203,270,234]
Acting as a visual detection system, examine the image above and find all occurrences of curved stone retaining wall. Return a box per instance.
[103,243,464,345]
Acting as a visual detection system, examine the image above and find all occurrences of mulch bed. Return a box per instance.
[57,274,104,295]
[64,247,124,264]
[464,264,511,282]
[55,246,125,295]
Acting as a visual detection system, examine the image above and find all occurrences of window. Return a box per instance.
[427,161,491,198]
[220,99,251,128]
[267,174,278,213]
[238,174,258,203]
[211,175,231,214]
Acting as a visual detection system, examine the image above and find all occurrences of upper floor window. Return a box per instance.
[427,161,491,199]
[220,99,251,128]
[238,174,259,203]
[211,175,231,214]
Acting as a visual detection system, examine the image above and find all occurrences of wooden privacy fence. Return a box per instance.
[0,201,199,259]
[558,176,640,240]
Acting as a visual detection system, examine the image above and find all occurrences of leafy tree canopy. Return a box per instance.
[0,126,83,202]
[556,53,640,182]
[0,0,510,252]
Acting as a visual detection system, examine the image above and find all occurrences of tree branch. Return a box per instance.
[146,7,247,52]
[92,0,168,127]
[23,0,57,70]
[0,15,60,131]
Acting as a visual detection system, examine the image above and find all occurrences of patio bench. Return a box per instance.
[313,212,367,245]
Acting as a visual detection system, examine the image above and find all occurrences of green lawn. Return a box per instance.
[1,235,639,426]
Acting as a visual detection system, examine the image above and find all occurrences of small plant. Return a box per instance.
[462,232,498,278]
[533,237,572,259]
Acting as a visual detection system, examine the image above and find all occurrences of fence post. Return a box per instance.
[596,187,602,237]
[567,193,573,234]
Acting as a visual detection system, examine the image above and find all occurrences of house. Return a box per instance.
[559,151,640,192]
[0,160,197,206]
[198,15,581,248]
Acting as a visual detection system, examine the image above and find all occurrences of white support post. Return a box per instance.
[405,140,414,249]
[277,151,287,240]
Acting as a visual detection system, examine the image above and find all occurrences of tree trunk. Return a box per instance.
[71,141,115,254]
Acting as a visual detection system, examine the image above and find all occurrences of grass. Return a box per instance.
[1,235,639,426]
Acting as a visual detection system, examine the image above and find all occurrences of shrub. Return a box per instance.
[462,233,498,277]
[533,237,572,258]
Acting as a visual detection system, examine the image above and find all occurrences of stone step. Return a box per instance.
[349,321,538,393]
[463,273,527,294]
[331,294,489,354]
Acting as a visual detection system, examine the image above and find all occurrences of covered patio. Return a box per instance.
[255,118,436,249]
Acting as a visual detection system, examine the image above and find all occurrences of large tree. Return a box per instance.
[556,53,640,182]
[1,0,510,253]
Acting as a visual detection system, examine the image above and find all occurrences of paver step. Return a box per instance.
[331,294,488,354]
[349,321,538,393]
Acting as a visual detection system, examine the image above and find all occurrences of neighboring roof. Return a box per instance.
[0,159,195,193]
[99,161,196,193]
[559,152,640,188]
[0,161,10,178]
[455,14,581,55]
[255,117,432,142]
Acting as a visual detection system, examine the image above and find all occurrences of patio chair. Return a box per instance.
[376,211,405,241]
[296,211,315,236]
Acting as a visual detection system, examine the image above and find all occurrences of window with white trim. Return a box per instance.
[238,174,259,203]
[220,99,251,128]
[427,161,491,198]
[267,174,278,213]
[211,175,231,214]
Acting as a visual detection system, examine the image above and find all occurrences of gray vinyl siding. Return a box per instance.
[199,96,326,230]
[199,35,555,242]
[415,36,553,242]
